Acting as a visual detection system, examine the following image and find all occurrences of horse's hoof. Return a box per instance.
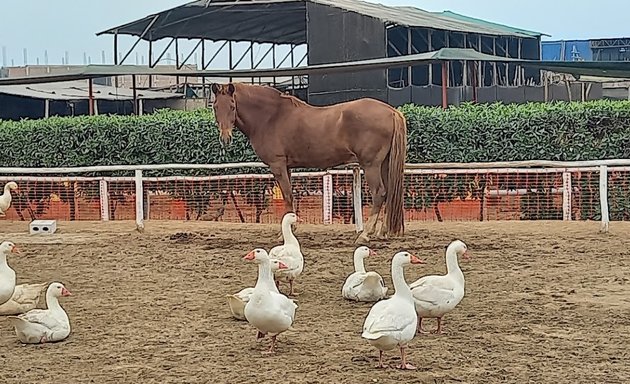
[354,234,370,245]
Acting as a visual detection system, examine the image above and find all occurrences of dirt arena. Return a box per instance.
[0,220,628,384]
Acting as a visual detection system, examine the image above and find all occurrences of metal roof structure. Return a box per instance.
[429,10,549,38]
[0,81,182,101]
[2,48,630,86]
[96,0,545,45]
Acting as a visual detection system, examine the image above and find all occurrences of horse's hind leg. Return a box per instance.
[377,159,390,239]
[355,164,386,245]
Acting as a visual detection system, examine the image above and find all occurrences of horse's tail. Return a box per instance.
[386,109,407,237]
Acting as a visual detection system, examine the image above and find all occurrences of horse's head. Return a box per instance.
[210,83,237,144]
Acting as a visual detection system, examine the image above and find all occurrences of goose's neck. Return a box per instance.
[391,260,412,299]
[281,220,299,246]
[45,293,63,312]
[445,248,464,281]
[353,254,366,273]
[254,259,275,291]
[1,186,10,197]
[0,252,8,269]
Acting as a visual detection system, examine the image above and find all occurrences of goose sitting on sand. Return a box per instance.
[342,246,388,302]
[410,240,469,335]
[362,251,425,370]
[8,282,73,344]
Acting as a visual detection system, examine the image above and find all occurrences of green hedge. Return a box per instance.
[2,100,629,169]
[1,100,629,221]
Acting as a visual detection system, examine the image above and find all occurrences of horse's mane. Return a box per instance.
[235,83,308,108]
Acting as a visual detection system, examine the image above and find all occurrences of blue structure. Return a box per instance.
[541,40,592,61]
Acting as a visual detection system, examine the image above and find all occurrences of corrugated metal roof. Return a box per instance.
[96,0,543,45]
[318,0,543,37]
[0,81,183,101]
[429,10,548,38]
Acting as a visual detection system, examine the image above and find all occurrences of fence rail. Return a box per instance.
[1,160,629,233]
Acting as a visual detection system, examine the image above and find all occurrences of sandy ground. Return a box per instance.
[0,220,628,384]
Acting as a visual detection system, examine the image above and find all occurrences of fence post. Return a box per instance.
[352,166,364,233]
[135,170,145,232]
[322,173,333,225]
[562,172,572,221]
[99,179,109,221]
[599,165,609,233]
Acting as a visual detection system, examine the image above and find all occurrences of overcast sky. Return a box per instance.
[1,0,627,67]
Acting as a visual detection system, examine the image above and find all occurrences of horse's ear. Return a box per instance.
[211,83,220,95]
[227,83,235,96]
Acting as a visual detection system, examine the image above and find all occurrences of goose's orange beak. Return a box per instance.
[61,288,72,297]
[410,255,425,264]
[243,251,256,260]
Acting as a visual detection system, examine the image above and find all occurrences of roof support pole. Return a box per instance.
[132,75,138,115]
[441,61,448,110]
[407,28,412,87]
[44,99,50,118]
[427,30,432,85]
[148,38,153,88]
[478,35,482,86]
[290,44,296,92]
[175,39,180,86]
[250,42,254,84]
[517,38,523,85]
[272,44,276,86]
[228,41,233,83]
[472,61,478,103]
[88,78,94,116]
[462,34,468,87]
[120,15,160,65]
[201,39,206,98]
[114,32,119,88]
[504,39,509,85]
[492,38,497,86]
[114,32,119,65]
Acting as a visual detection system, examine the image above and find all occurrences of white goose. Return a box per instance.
[0,181,18,216]
[342,246,388,302]
[0,241,20,306]
[0,282,49,315]
[270,213,304,296]
[226,258,286,321]
[410,240,469,335]
[8,282,73,344]
[243,248,298,354]
[362,251,425,370]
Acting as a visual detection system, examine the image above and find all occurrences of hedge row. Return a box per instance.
[1,100,629,172]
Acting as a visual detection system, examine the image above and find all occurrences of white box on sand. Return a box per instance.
[29,220,57,235]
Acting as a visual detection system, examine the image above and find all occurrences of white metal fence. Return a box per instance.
[1,159,629,233]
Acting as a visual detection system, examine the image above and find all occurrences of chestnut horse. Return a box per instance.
[210,83,406,244]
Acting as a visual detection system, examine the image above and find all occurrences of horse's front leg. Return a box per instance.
[270,164,297,241]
